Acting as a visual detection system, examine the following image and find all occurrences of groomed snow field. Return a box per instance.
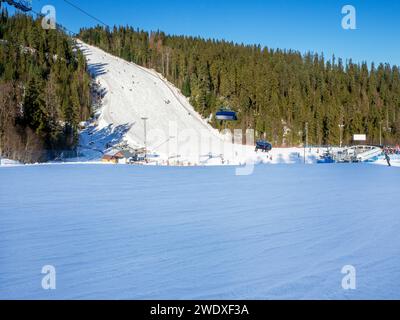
[0,164,399,300]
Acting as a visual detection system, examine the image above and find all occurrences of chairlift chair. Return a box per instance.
[255,140,273,153]
[216,107,238,121]
[3,0,32,12]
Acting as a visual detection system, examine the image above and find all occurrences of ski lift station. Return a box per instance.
[317,145,383,164]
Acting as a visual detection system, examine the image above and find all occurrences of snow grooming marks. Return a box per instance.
[0,164,399,299]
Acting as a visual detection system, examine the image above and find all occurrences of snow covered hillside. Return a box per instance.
[77,40,235,164]
[76,41,322,166]
[0,164,399,299]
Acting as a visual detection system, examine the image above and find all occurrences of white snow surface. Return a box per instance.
[0,158,21,166]
[372,155,400,167]
[1,164,399,299]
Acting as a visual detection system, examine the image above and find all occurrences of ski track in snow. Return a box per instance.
[0,164,399,299]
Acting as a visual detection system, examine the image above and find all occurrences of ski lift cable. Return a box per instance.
[29,8,78,36]
[1,9,80,60]
[1,0,106,36]
[62,0,110,29]
[0,0,78,36]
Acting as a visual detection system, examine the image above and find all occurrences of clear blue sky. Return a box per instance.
[7,0,400,66]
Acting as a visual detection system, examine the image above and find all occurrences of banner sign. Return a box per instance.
[353,134,367,141]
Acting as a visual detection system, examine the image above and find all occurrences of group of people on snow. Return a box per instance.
[382,146,400,155]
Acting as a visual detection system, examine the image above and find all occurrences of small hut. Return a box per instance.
[102,150,124,164]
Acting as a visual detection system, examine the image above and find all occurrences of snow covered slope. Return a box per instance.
[77,41,237,164]
[77,41,318,166]
[75,41,389,167]
[1,164,399,299]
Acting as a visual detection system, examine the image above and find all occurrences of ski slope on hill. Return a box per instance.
[74,41,394,167]
[77,41,321,166]
[1,164,399,299]
[77,40,240,164]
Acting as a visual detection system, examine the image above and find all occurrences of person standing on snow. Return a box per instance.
[384,150,392,167]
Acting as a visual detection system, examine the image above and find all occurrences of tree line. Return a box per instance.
[0,9,92,163]
[79,25,400,146]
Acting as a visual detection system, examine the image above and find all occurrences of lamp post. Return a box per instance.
[141,117,149,161]
[304,122,309,164]
[339,124,344,148]
[306,122,309,149]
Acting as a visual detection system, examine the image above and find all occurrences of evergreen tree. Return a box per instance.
[0,12,92,162]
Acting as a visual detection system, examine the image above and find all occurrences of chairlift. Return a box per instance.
[216,107,237,121]
[317,150,335,164]
[255,140,273,153]
[3,0,32,12]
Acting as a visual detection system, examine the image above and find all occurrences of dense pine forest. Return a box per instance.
[1,11,399,164]
[0,9,91,163]
[79,25,400,146]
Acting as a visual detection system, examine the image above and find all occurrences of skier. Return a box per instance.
[384,150,391,167]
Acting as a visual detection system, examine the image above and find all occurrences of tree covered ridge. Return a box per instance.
[0,9,92,163]
[79,25,400,146]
